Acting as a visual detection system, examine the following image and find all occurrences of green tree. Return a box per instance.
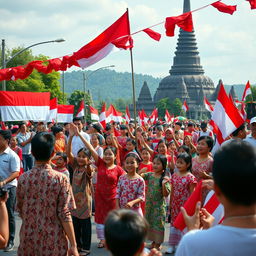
[68,90,92,120]
[156,98,171,118]
[2,47,65,103]
[170,98,183,116]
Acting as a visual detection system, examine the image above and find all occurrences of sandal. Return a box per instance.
[97,241,104,248]
[79,249,90,255]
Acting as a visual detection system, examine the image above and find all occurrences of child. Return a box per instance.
[67,128,94,256]
[52,152,70,179]
[166,152,197,254]
[116,153,145,216]
[71,123,125,249]
[141,154,170,251]
[105,209,162,256]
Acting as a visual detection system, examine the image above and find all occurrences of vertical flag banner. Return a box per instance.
[46,97,58,122]
[182,100,189,112]
[0,91,50,121]
[99,103,107,129]
[89,105,99,121]
[204,97,214,112]
[76,101,85,118]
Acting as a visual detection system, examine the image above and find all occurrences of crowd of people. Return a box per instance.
[0,116,255,256]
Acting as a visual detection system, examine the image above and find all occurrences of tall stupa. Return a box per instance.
[153,0,216,119]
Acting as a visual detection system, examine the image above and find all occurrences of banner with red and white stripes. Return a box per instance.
[57,104,74,123]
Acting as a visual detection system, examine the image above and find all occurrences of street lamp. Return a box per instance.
[82,65,115,117]
[1,38,65,91]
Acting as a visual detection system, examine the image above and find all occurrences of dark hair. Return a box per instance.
[73,117,83,123]
[105,209,148,256]
[187,122,194,127]
[92,123,103,134]
[31,132,55,161]
[156,139,167,153]
[213,140,256,206]
[177,152,192,172]
[197,136,214,151]
[231,123,245,137]
[200,122,207,129]
[175,122,182,127]
[105,124,112,131]
[153,154,167,187]
[51,125,63,136]
[178,145,190,154]
[77,147,91,158]
[156,125,163,131]
[56,152,68,163]
[125,152,141,164]
[120,125,127,130]
[0,130,12,142]
[126,138,136,147]
[104,146,117,156]
[18,122,26,128]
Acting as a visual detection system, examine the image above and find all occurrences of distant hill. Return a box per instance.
[62,69,161,102]
[62,70,252,101]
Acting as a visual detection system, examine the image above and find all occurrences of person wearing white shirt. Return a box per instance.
[244,117,256,147]
[0,130,20,252]
[175,140,256,256]
[71,117,90,157]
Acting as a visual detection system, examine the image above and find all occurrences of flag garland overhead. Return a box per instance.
[0,0,255,82]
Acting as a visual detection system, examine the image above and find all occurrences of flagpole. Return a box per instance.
[127,8,138,147]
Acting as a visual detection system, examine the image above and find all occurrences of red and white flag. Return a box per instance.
[72,11,133,69]
[0,91,50,121]
[99,103,107,129]
[138,109,149,126]
[164,109,173,123]
[125,106,131,124]
[76,101,85,118]
[174,181,224,233]
[182,100,189,112]
[211,84,244,149]
[107,104,123,123]
[89,105,99,121]
[204,97,214,112]
[46,97,58,122]
[242,81,252,101]
[0,121,7,130]
[57,105,74,123]
[149,108,158,124]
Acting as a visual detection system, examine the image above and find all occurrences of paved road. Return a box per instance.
[0,213,172,256]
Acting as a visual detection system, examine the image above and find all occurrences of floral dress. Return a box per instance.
[170,173,197,225]
[143,172,171,244]
[116,174,145,215]
[16,164,75,256]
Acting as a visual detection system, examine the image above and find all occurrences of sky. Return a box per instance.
[1,0,256,86]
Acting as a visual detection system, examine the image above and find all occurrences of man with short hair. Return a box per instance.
[71,117,90,157]
[0,130,20,251]
[175,140,256,256]
[244,117,256,147]
[16,123,34,172]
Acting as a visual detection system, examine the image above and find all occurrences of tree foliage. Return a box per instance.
[2,47,65,103]
[156,97,182,118]
[171,98,183,116]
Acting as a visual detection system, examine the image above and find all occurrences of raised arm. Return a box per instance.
[70,123,99,163]
[66,133,75,165]
[138,134,154,155]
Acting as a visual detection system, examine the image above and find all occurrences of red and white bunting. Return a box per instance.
[164,109,173,123]
[0,91,50,122]
[57,105,74,123]
[139,109,149,126]
[149,108,158,124]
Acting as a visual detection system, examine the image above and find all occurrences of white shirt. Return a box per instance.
[244,135,256,147]
[0,147,20,188]
[176,225,256,256]
[71,131,90,157]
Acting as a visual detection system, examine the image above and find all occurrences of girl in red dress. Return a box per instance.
[76,128,125,249]
[166,153,197,254]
